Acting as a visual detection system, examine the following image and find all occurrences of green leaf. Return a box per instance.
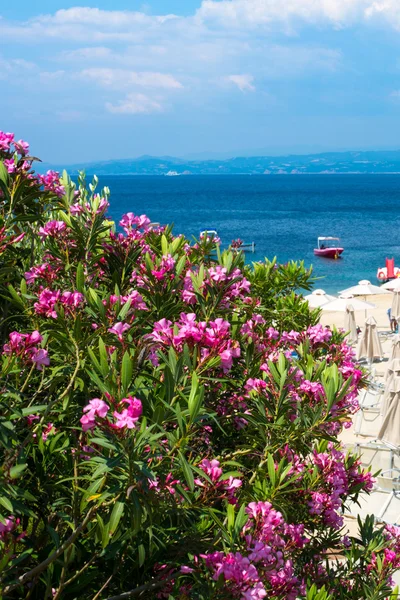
[161,234,169,256]
[0,161,9,185]
[109,501,124,535]
[179,452,195,492]
[0,497,13,512]
[10,463,28,479]
[188,373,204,422]
[121,351,132,393]
[138,544,146,567]
[267,454,276,487]
[76,262,85,292]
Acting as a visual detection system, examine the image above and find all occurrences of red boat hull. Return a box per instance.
[314,247,344,259]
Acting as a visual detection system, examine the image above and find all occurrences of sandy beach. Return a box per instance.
[319,292,393,334]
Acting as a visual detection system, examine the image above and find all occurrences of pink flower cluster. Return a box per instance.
[309,443,374,529]
[151,254,176,282]
[204,501,307,599]
[25,262,60,286]
[3,331,49,370]
[150,313,241,373]
[306,324,332,345]
[0,516,22,542]
[38,220,67,239]
[196,458,242,504]
[37,171,65,198]
[182,266,251,307]
[119,213,150,233]
[0,132,28,155]
[34,289,84,319]
[80,396,143,431]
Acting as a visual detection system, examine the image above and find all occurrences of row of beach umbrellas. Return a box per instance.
[304,279,400,360]
[304,282,400,449]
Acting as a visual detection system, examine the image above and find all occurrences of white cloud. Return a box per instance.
[62,47,113,61]
[81,68,183,90]
[227,74,255,91]
[389,90,400,100]
[0,7,180,43]
[197,0,400,30]
[106,93,163,114]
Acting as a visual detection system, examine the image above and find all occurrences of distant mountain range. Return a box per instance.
[41,150,400,176]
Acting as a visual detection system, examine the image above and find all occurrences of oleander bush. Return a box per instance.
[0,131,399,600]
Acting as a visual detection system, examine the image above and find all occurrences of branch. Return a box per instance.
[2,507,96,596]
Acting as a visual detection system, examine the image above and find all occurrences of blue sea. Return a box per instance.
[100,174,400,294]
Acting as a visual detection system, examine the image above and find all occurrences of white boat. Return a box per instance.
[377,258,400,283]
[200,230,219,240]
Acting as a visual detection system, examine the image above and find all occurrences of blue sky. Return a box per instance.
[2,0,400,163]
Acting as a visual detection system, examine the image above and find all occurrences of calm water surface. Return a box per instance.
[98,174,400,294]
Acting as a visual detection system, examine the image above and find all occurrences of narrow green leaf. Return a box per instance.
[109,501,124,535]
[76,262,85,292]
[0,497,13,512]
[9,463,28,479]
[121,351,132,393]
[179,452,195,492]
[267,454,276,487]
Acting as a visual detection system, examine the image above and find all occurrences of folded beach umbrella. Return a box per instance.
[340,279,388,297]
[391,291,400,320]
[344,304,358,345]
[390,335,400,361]
[378,376,400,448]
[382,279,400,291]
[356,316,383,363]
[321,294,375,312]
[304,289,336,308]
[381,358,400,416]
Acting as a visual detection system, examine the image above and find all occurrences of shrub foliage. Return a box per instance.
[0,132,399,599]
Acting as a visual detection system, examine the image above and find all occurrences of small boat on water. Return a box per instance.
[314,237,344,259]
[377,258,400,283]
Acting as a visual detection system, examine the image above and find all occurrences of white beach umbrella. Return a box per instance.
[321,294,375,312]
[391,291,400,320]
[344,304,358,345]
[381,358,400,416]
[382,279,400,291]
[304,289,336,308]
[339,279,388,296]
[390,335,400,361]
[356,316,383,363]
[378,376,400,448]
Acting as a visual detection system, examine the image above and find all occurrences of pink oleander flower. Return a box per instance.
[80,398,110,431]
[38,170,65,198]
[38,220,67,239]
[61,291,84,307]
[0,131,14,152]
[14,139,29,155]
[150,318,173,344]
[3,330,50,371]
[219,343,241,373]
[108,322,131,341]
[70,202,85,215]
[119,212,150,231]
[200,458,223,482]
[0,516,19,540]
[113,396,143,429]
[30,348,50,370]
[4,158,17,173]
[306,324,332,345]
[34,289,60,319]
